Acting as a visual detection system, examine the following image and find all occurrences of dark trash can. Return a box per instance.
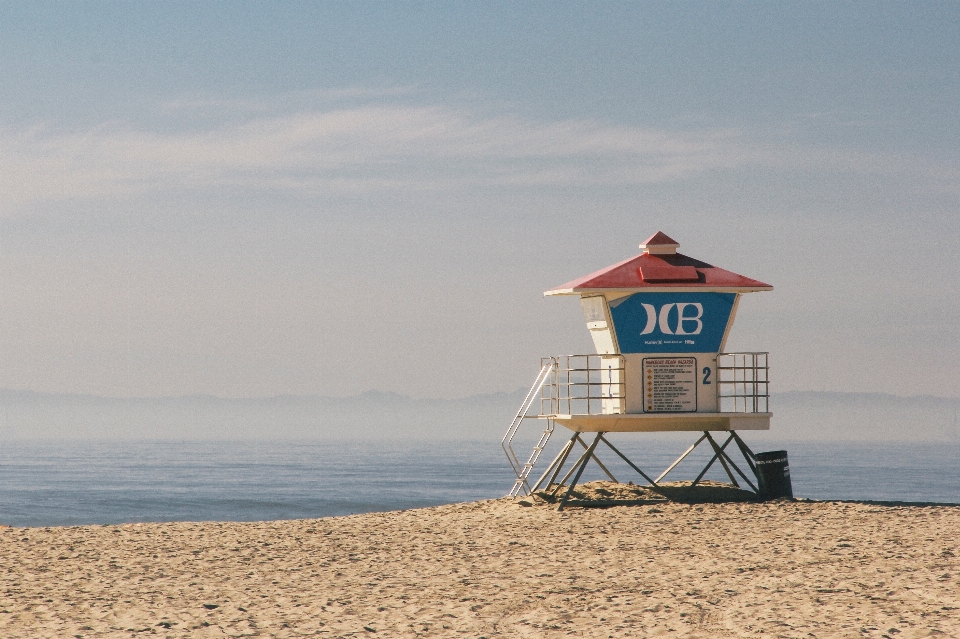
[754,450,793,500]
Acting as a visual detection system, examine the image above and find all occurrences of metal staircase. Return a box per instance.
[501,360,556,497]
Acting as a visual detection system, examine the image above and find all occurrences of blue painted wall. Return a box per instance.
[608,292,736,353]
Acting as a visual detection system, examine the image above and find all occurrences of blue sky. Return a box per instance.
[2,2,959,399]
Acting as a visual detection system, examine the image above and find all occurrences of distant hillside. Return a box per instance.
[1,389,957,442]
[763,391,960,443]
[0,388,528,441]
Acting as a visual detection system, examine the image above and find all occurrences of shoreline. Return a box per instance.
[2,482,959,637]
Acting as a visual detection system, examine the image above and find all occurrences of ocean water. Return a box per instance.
[1,437,958,528]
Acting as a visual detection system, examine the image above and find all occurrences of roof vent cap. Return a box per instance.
[640,231,680,255]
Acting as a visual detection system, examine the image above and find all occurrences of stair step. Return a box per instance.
[503,360,558,497]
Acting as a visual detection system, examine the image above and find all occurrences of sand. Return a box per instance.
[2,481,959,638]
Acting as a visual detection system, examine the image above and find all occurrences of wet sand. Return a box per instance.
[2,481,958,638]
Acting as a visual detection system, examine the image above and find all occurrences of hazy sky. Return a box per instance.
[2,2,959,400]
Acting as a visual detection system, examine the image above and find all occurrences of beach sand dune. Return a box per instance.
[2,481,958,638]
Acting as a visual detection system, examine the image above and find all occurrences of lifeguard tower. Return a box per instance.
[503,232,777,508]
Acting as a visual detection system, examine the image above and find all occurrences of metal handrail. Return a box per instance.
[501,361,555,481]
[539,354,625,417]
[717,352,770,413]
[528,352,768,417]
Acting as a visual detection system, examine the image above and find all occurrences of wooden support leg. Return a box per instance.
[576,436,618,484]
[656,433,708,483]
[691,432,721,487]
[598,435,661,488]
[557,432,604,511]
[704,432,740,488]
[530,433,578,493]
[731,431,759,478]
[714,433,759,493]
[549,440,595,497]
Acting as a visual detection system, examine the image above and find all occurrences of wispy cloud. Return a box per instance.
[158,86,417,115]
[3,102,955,212]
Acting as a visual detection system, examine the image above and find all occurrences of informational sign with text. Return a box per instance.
[642,357,697,412]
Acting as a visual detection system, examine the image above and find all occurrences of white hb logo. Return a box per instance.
[639,303,704,335]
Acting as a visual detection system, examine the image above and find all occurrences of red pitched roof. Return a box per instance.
[545,235,772,295]
[641,231,679,246]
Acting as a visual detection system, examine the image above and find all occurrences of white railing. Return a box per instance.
[539,354,625,416]
[534,352,770,416]
[717,352,770,413]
